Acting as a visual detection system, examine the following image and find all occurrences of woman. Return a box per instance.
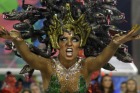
[30,83,41,93]
[0,3,140,93]
[120,81,127,93]
[125,79,137,93]
[100,74,114,93]
[21,89,31,93]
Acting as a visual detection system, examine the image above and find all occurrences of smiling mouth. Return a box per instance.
[66,48,73,56]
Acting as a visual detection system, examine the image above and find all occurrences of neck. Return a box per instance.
[58,55,77,69]
[127,92,136,93]
[104,88,110,93]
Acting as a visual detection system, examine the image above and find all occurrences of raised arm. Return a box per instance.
[85,25,140,73]
[0,27,51,70]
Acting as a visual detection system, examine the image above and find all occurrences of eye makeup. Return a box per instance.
[72,36,80,42]
[59,36,67,41]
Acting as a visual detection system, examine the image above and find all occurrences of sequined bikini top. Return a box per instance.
[45,57,87,93]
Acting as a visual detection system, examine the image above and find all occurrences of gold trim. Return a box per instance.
[48,3,91,49]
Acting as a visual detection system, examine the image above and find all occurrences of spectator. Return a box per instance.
[120,81,127,93]
[88,80,102,93]
[15,78,23,93]
[87,72,102,93]
[23,74,32,89]
[126,79,137,93]
[1,71,17,93]
[21,88,31,93]
[100,74,114,93]
[30,83,41,93]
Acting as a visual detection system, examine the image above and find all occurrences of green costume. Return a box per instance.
[45,57,87,93]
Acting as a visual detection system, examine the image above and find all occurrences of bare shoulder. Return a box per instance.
[84,57,99,73]
[84,57,96,64]
[35,56,52,70]
[39,57,55,73]
[81,57,97,69]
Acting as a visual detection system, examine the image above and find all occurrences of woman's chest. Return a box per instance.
[46,73,88,93]
[45,58,89,93]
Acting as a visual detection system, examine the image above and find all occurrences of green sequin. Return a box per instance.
[45,75,87,93]
[78,76,87,93]
[45,75,61,93]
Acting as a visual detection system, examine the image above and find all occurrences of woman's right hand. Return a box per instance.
[0,26,21,40]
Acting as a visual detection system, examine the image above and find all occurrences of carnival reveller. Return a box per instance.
[0,4,140,93]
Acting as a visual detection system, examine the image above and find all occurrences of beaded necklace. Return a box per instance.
[53,57,82,81]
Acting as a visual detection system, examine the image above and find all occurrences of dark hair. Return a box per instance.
[126,79,137,93]
[6,71,12,75]
[21,88,31,93]
[121,81,126,85]
[100,74,114,93]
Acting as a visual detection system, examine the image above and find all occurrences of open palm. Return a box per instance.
[0,26,20,40]
[112,24,140,45]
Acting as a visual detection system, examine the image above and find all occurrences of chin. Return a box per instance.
[65,55,76,61]
[65,56,74,60]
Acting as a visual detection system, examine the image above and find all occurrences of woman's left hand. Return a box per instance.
[112,24,140,45]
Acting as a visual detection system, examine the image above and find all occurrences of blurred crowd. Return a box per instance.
[0,71,43,93]
[88,74,139,93]
[0,71,139,93]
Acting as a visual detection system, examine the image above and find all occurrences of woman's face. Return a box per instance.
[102,76,112,88]
[58,31,80,61]
[121,83,126,92]
[30,86,41,93]
[23,91,30,93]
[127,80,137,92]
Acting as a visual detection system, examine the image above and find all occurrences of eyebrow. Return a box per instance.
[72,35,80,39]
[59,35,80,38]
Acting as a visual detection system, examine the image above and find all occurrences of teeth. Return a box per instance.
[66,48,73,56]
[3,15,7,19]
[2,15,5,18]
[66,52,72,56]
[66,48,72,52]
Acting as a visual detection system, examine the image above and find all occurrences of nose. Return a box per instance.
[67,40,72,46]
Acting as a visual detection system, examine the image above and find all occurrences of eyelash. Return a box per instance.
[59,37,80,42]
[72,38,79,42]
[59,37,67,41]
